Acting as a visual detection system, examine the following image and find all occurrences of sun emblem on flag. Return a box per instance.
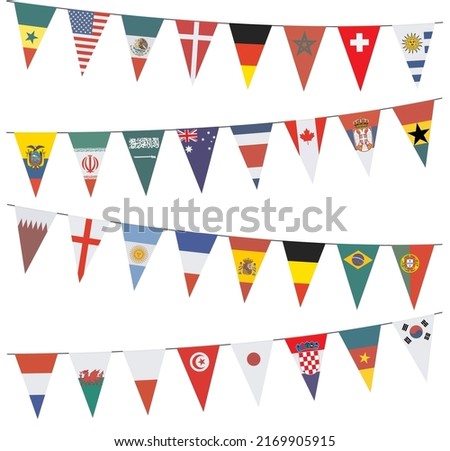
[129,245,149,264]
[344,251,372,270]
[402,33,423,53]
[400,253,420,273]
[238,258,257,276]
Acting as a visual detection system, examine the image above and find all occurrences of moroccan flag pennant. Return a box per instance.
[394,24,434,86]
[124,350,165,414]
[229,24,272,88]
[339,109,380,174]
[282,241,325,306]
[231,341,273,404]
[338,26,380,89]
[122,224,163,289]
[68,9,110,76]
[178,345,219,410]
[285,334,327,399]
[229,237,271,301]
[284,26,326,89]
[68,132,111,196]
[14,2,56,68]
[122,16,164,81]
[337,244,379,308]
[230,122,273,188]
[339,325,381,391]
[15,353,58,417]
[393,316,434,379]
[393,100,434,166]
[177,127,219,191]
[15,206,56,273]
[71,352,110,417]
[176,20,218,83]
[392,245,434,309]
[284,117,327,181]
[15,132,57,196]
[175,231,217,296]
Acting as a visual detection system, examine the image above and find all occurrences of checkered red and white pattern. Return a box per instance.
[298,350,320,375]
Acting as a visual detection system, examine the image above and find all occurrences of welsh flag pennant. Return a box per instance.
[338,26,380,89]
[178,345,219,410]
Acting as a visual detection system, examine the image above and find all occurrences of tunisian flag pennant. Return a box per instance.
[338,26,380,89]
[178,345,220,410]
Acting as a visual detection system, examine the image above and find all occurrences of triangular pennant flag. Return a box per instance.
[339,325,381,390]
[124,350,165,413]
[178,345,219,410]
[122,16,164,80]
[393,100,434,166]
[392,245,434,308]
[15,206,56,272]
[284,26,326,89]
[14,2,56,68]
[393,315,434,379]
[285,118,327,181]
[338,244,379,308]
[283,241,325,306]
[230,123,273,188]
[394,24,434,86]
[71,352,110,416]
[122,130,165,194]
[176,20,218,83]
[68,216,107,281]
[229,24,272,88]
[68,9,110,76]
[229,237,271,301]
[338,26,380,89]
[15,354,58,417]
[69,132,110,196]
[15,132,57,196]
[175,231,217,296]
[122,224,163,289]
[176,127,219,191]
[231,341,273,404]
[339,109,380,174]
[285,334,327,399]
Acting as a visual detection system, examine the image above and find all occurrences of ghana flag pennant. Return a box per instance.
[393,100,434,166]
[282,241,325,306]
[339,325,381,391]
[15,132,57,196]
[14,2,56,68]
[392,245,434,309]
[122,16,164,81]
[337,245,379,308]
[229,24,272,88]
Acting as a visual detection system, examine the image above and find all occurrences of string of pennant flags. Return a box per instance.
[9,312,440,417]
[11,1,442,88]
[11,98,440,195]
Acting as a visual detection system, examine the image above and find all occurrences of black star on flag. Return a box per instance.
[408,124,429,145]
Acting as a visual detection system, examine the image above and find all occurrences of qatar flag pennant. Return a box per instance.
[338,26,380,89]
[178,345,220,410]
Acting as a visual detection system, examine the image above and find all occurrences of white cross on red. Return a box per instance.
[350,33,369,52]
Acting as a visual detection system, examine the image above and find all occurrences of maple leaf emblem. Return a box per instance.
[300,128,315,144]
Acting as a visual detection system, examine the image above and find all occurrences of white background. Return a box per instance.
[0,0,448,450]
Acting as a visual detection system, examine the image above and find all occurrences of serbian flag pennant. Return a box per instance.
[124,350,165,413]
[71,352,111,417]
[393,100,434,166]
[285,334,327,399]
[68,132,110,196]
[229,24,272,88]
[175,231,217,296]
[15,132,57,196]
[285,118,327,181]
[122,16,163,81]
[339,109,380,175]
[392,245,434,308]
[15,353,58,417]
[338,26,380,89]
[339,325,381,391]
[176,20,218,83]
[284,26,326,89]
[178,345,219,410]
[14,2,56,68]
